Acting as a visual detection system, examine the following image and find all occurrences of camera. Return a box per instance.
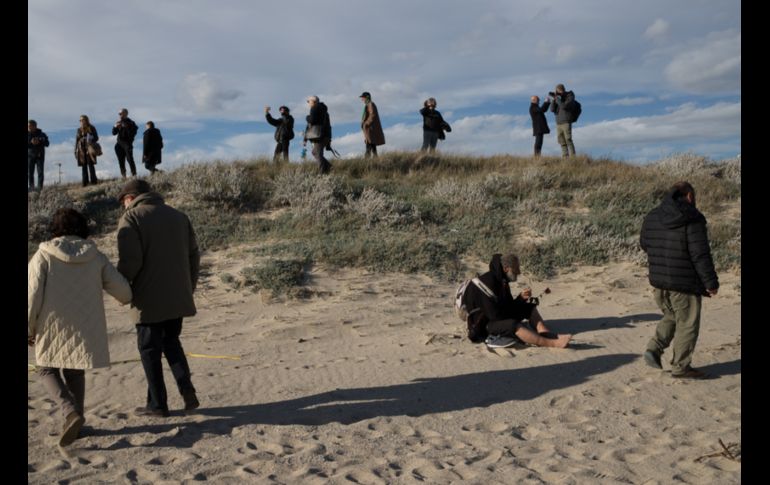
[548,91,556,97]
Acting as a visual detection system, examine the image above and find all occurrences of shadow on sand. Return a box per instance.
[96,353,641,448]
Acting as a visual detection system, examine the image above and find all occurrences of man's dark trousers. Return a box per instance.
[28,151,44,189]
[136,318,196,412]
[115,141,137,176]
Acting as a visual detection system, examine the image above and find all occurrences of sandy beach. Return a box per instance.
[28,240,741,484]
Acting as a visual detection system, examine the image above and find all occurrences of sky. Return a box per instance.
[28,0,740,184]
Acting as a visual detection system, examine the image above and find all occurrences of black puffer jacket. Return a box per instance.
[266,112,295,142]
[463,254,526,342]
[640,190,719,295]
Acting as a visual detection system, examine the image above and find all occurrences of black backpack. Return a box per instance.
[568,100,582,123]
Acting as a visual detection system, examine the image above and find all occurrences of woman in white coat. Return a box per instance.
[28,208,132,446]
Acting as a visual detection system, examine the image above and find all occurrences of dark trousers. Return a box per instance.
[421,131,439,152]
[312,141,331,174]
[534,134,544,156]
[115,141,137,176]
[136,318,195,412]
[28,153,44,189]
[274,141,290,162]
[81,162,98,186]
[365,143,378,158]
[38,367,85,420]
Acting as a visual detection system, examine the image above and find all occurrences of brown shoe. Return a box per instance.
[59,411,85,447]
[672,367,709,379]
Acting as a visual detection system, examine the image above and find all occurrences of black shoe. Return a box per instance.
[134,406,169,417]
[644,350,662,369]
[182,391,200,412]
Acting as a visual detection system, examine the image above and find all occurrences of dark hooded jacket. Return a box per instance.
[550,91,576,125]
[462,254,527,342]
[640,189,719,295]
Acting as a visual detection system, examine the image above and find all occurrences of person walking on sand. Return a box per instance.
[359,92,385,158]
[116,179,201,417]
[28,208,132,446]
[640,181,719,379]
[462,253,572,348]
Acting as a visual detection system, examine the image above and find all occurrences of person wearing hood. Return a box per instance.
[265,105,295,162]
[28,208,132,446]
[116,179,201,417]
[303,95,332,174]
[640,181,719,379]
[462,253,572,348]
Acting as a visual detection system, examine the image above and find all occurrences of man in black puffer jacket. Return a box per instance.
[640,181,719,379]
[463,254,572,348]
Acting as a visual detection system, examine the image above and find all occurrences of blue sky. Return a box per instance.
[29,0,740,183]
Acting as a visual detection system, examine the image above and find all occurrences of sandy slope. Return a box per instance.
[28,242,741,484]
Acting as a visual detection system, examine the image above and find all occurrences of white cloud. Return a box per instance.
[664,30,740,93]
[644,18,670,40]
[177,73,244,113]
[608,97,655,106]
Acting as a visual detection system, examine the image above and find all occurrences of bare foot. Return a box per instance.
[553,334,572,348]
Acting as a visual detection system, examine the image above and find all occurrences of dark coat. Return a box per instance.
[142,127,164,166]
[112,117,139,144]
[361,101,385,146]
[117,192,200,324]
[266,112,295,142]
[306,102,331,142]
[640,190,719,295]
[550,91,576,125]
[28,129,50,161]
[530,101,551,136]
[75,126,99,167]
[463,254,527,342]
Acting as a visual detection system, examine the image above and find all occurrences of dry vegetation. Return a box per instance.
[28,152,741,292]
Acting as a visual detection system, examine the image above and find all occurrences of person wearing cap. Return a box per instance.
[75,115,99,186]
[28,119,50,191]
[529,95,551,157]
[265,105,295,162]
[549,84,576,158]
[112,108,139,178]
[419,98,451,153]
[359,92,385,158]
[116,179,201,417]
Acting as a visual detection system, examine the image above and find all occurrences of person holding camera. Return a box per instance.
[462,253,572,348]
[549,84,576,158]
[529,96,551,157]
[112,108,139,178]
[265,105,295,162]
[27,119,50,191]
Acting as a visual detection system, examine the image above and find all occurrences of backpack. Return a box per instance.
[454,277,496,322]
[568,99,582,123]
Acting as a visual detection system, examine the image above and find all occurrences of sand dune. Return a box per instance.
[28,245,741,484]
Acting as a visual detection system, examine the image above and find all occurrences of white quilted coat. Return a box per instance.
[28,236,132,369]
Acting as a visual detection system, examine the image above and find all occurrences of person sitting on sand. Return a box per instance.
[462,253,572,348]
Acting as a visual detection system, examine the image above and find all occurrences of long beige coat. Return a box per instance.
[362,101,386,146]
[28,236,132,369]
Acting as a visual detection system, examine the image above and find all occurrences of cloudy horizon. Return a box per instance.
[29,0,740,184]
